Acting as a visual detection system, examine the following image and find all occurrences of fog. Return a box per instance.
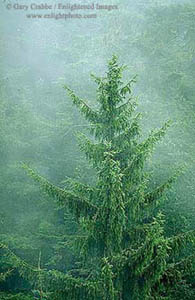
[0,0,195,296]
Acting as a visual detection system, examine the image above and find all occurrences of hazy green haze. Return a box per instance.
[0,0,195,298]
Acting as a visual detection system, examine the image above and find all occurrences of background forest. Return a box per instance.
[0,0,195,299]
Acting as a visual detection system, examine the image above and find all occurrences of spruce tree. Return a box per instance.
[23,56,195,300]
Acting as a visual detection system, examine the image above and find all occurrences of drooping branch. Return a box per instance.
[116,97,137,115]
[137,120,171,157]
[119,76,137,97]
[22,164,98,220]
[0,243,39,282]
[162,254,195,285]
[144,169,183,206]
[64,85,100,123]
[78,133,107,166]
[46,269,103,300]
[123,121,172,177]
[168,230,195,255]
[113,114,141,147]
[63,177,99,202]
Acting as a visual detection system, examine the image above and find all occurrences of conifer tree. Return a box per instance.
[23,56,195,299]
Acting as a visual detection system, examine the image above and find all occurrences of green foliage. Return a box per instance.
[0,293,34,300]
[22,56,195,299]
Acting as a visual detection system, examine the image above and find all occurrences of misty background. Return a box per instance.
[0,0,195,288]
